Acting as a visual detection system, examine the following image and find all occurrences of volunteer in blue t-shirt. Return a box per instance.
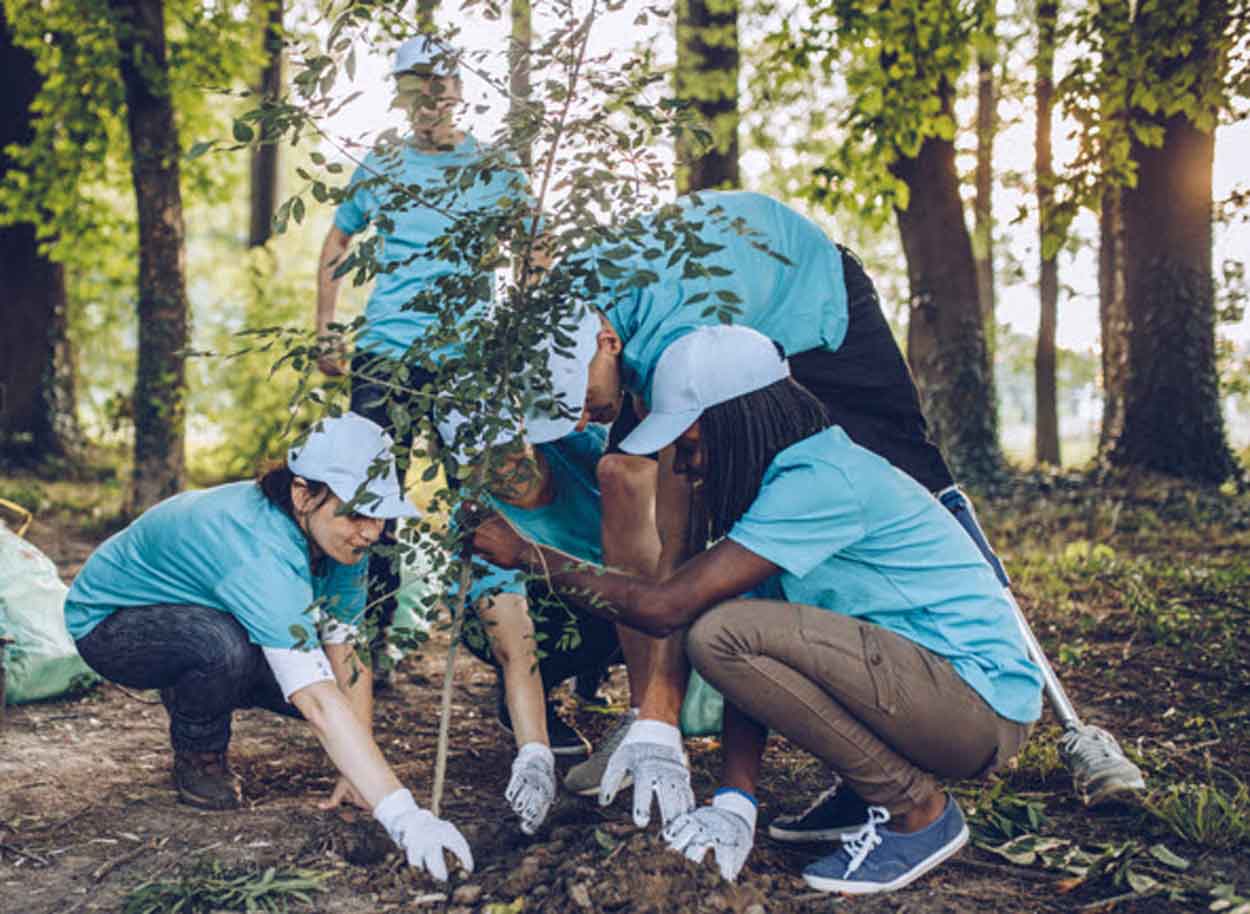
[65,414,472,882]
[455,426,621,834]
[476,326,1043,895]
[314,36,531,664]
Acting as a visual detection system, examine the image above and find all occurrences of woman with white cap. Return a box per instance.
[65,413,472,881]
[473,326,1042,894]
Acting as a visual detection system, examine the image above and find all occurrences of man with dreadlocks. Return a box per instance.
[524,189,1142,827]
[474,325,1043,893]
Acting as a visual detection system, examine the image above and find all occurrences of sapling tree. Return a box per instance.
[223,0,747,814]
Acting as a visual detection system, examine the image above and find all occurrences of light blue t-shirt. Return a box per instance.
[727,427,1043,724]
[334,134,528,358]
[65,482,366,650]
[585,191,848,404]
[469,427,606,603]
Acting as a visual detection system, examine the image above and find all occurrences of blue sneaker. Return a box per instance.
[802,796,968,895]
[768,779,871,842]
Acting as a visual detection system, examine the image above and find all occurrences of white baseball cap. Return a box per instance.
[288,413,418,519]
[392,36,460,78]
[524,307,603,444]
[618,325,790,455]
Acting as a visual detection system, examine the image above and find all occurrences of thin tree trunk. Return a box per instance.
[107,0,189,511]
[510,0,532,169]
[1034,0,1060,466]
[1098,186,1127,453]
[893,82,1002,485]
[0,6,81,465]
[973,41,996,349]
[248,0,283,248]
[675,0,740,192]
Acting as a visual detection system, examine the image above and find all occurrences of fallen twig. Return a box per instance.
[92,839,158,882]
[0,841,50,866]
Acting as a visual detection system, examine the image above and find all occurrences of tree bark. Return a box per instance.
[1106,0,1237,483]
[1034,0,1060,466]
[1098,186,1127,453]
[1110,111,1236,481]
[675,0,740,192]
[510,0,532,169]
[248,0,283,248]
[893,83,1002,485]
[107,0,189,511]
[0,6,81,466]
[972,43,996,348]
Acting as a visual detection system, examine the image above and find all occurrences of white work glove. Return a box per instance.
[506,742,556,835]
[663,788,758,882]
[599,719,694,828]
[373,788,474,881]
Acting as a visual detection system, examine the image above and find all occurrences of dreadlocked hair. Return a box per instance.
[694,378,831,547]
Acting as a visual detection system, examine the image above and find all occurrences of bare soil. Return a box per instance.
[3,483,1247,914]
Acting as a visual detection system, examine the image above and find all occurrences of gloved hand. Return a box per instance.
[506,742,556,835]
[599,719,694,828]
[373,788,474,881]
[663,788,758,882]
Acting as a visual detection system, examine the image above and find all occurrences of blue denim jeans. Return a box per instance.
[75,604,301,753]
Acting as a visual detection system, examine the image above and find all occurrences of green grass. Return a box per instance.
[123,861,332,914]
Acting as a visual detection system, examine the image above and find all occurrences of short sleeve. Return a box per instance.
[727,457,867,578]
[333,163,371,235]
[213,558,320,649]
[263,646,336,700]
[317,558,367,625]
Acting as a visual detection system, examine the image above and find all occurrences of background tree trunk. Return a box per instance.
[675,0,740,192]
[973,34,996,357]
[893,83,1003,485]
[1105,1,1237,483]
[510,0,532,169]
[247,0,283,249]
[107,0,190,512]
[1034,0,1060,466]
[417,0,438,33]
[0,6,81,466]
[1110,110,1236,481]
[1098,187,1127,454]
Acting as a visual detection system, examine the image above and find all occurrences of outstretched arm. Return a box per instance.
[472,512,780,637]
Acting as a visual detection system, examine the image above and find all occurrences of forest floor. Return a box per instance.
[2,469,1249,914]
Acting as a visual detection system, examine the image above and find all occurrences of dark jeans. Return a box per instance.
[350,353,440,653]
[75,604,300,754]
[607,247,955,494]
[461,581,621,696]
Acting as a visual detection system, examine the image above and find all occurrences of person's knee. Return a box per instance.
[687,599,757,677]
[597,454,657,512]
[477,593,534,669]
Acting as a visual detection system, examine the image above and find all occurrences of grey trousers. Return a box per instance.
[687,599,1032,815]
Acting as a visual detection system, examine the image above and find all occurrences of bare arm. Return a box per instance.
[325,641,373,735]
[316,226,353,376]
[288,678,402,809]
[473,513,780,637]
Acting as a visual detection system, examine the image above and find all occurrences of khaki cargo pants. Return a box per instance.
[687,599,1033,814]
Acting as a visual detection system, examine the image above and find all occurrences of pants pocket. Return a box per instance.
[860,626,897,715]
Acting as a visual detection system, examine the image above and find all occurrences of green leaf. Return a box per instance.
[232,120,255,143]
[1148,844,1190,871]
[186,141,213,159]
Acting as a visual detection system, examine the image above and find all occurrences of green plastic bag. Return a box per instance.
[679,669,724,737]
[1,522,99,704]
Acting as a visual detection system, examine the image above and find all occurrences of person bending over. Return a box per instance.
[474,327,1042,894]
[65,414,472,881]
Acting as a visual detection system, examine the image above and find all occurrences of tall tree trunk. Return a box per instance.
[972,37,996,352]
[1110,111,1235,481]
[510,0,531,169]
[1034,0,1060,466]
[0,6,81,466]
[1098,187,1127,452]
[417,0,438,33]
[1106,1,1237,482]
[107,0,189,511]
[248,0,283,248]
[893,83,1002,485]
[675,0,740,192]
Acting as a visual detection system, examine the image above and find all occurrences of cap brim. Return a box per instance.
[617,408,702,456]
[326,480,420,520]
[525,411,580,445]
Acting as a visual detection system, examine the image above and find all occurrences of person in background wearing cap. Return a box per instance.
[63,414,473,882]
[472,326,1042,894]
[314,35,535,677]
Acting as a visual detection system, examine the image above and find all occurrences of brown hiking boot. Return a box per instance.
[173,751,242,810]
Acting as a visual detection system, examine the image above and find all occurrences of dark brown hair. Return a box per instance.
[256,462,331,521]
